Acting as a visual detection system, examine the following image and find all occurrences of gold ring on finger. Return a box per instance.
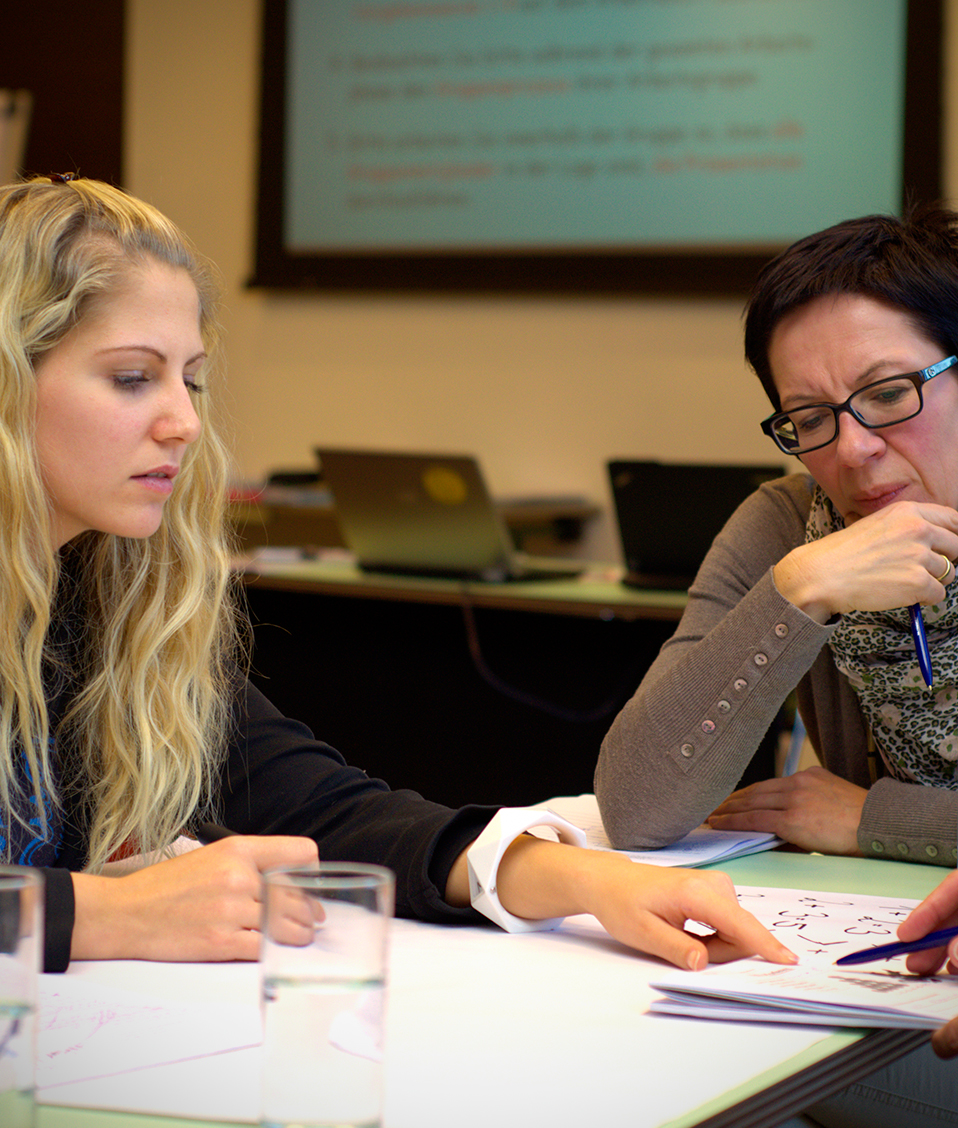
[935,555,953,584]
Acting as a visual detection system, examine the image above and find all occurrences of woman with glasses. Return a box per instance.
[597,203,958,869]
[597,206,958,1125]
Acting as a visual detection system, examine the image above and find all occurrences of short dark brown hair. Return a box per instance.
[744,203,958,411]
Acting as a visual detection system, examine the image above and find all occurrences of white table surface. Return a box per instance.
[36,852,943,1128]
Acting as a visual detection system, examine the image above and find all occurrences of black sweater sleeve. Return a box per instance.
[218,678,496,923]
[38,677,498,970]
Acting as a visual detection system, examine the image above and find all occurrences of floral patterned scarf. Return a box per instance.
[805,485,958,786]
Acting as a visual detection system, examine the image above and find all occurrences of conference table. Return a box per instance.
[37,847,945,1128]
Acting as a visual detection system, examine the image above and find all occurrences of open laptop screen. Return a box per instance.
[608,460,784,590]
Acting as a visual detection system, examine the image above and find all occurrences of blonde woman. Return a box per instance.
[0,175,793,974]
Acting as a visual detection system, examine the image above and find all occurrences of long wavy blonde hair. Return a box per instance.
[0,176,241,869]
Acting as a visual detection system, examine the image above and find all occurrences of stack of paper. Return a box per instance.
[650,959,958,1029]
[535,793,781,867]
[650,885,958,1029]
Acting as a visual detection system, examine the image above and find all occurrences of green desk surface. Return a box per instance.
[711,849,944,900]
[239,553,689,621]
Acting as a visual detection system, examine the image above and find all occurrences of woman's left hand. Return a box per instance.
[707,766,867,856]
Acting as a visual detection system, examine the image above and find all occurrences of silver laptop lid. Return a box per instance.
[315,448,516,580]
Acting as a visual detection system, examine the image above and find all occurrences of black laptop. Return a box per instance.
[608,460,784,590]
[316,448,584,582]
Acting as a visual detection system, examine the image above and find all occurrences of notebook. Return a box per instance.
[608,460,784,590]
[315,448,584,582]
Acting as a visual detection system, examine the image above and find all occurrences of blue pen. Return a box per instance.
[909,603,933,688]
[835,924,958,966]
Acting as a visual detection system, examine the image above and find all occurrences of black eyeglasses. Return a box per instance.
[760,355,958,455]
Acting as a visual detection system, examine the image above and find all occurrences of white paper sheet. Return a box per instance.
[38,974,262,1089]
[37,960,263,1122]
[650,885,957,1028]
[536,793,781,865]
[732,885,920,967]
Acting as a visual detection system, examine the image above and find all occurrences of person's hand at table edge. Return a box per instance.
[897,870,958,1058]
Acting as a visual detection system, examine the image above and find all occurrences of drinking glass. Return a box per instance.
[0,867,43,1128]
[261,863,394,1128]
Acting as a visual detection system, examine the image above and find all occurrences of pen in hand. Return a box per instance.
[835,924,958,966]
[909,603,933,688]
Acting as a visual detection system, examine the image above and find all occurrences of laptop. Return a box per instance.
[315,448,584,582]
[608,460,784,590]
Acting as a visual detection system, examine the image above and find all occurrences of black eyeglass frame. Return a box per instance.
[760,354,958,455]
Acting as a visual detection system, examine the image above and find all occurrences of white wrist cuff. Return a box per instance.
[466,806,587,933]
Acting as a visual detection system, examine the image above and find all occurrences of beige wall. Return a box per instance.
[126,0,958,560]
